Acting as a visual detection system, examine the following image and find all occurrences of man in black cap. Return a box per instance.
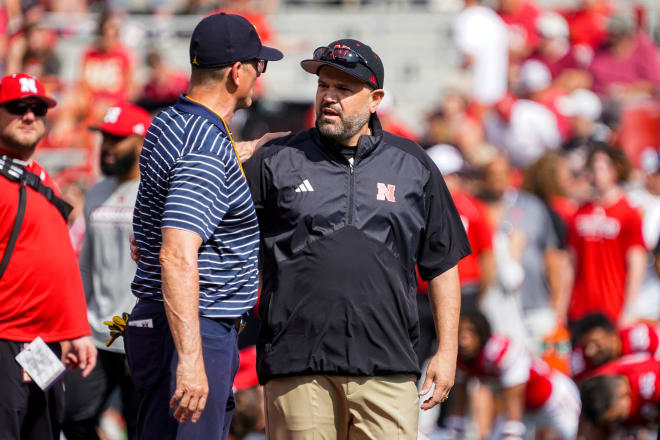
[244,39,470,439]
[125,12,283,440]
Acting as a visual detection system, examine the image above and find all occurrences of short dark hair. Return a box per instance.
[460,308,492,350]
[587,142,631,183]
[571,313,615,345]
[579,375,620,425]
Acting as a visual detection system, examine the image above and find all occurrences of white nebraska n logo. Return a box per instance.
[376,183,396,202]
[19,78,37,93]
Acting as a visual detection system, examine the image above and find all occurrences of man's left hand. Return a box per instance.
[61,336,97,377]
[235,131,291,163]
[419,349,456,410]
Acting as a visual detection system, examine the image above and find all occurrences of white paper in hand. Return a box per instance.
[15,336,66,390]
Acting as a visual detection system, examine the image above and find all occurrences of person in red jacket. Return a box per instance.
[0,73,96,440]
[578,355,660,438]
[571,313,660,381]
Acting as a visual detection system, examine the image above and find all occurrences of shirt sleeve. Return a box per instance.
[622,206,646,252]
[417,161,472,281]
[498,341,532,387]
[623,323,655,354]
[162,149,229,243]
[244,147,269,212]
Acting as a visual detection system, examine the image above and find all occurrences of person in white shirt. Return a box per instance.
[453,0,509,106]
[62,102,152,440]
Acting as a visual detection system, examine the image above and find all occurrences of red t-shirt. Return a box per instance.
[452,190,493,285]
[590,355,660,426]
[562,4,613,50]
[498,0,542,52]
[552,196,577,227]
[416,190,492,292]
[572,322,660,381]
[457,334,554,410]
[568,197,646,322]
[0,157,90,342]
[81,45,133,102]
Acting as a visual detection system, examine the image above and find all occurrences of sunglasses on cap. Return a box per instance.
[1,100,48,117]
[313,46,376,77]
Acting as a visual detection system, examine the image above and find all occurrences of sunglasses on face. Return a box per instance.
[249,59,267,74]
[1,101,48,117]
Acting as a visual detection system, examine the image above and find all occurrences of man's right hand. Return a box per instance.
[169,355,209,423]
[61,336,98,377]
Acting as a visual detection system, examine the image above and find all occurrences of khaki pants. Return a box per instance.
[264,374,419,440]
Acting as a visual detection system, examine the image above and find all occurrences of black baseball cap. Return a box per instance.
[301,39,384,89]
[190,12,283,68]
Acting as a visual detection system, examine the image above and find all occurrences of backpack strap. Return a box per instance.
[0,155,73,280]
[0,155,73,220]
[0,175,27,279]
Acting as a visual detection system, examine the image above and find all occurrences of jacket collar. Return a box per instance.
[174,94,231,138]
[315,113,383,164]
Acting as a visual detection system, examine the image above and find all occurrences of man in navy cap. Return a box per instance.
[245,39,469,439]
[125,13,282,440]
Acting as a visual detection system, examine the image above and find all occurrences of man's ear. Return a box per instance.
[229,61,243,88]
[368,89,385,114]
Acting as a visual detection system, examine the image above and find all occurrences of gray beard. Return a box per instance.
[317,111,370,144]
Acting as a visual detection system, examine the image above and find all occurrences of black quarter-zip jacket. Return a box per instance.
[244,114,471,383]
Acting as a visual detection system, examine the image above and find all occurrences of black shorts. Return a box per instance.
[0,339,65,440]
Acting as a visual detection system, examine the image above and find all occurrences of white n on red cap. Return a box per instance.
[91,103,152,137]
[0,73,57,107]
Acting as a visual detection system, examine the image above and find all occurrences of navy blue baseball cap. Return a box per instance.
[190,12,283,68]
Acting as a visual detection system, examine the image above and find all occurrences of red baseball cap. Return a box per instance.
[233,346,259,391]
[0,73,57,107]
[91,103,152,137]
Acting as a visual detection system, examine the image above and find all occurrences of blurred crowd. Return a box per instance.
[417,0,660,438]
[431,0,660,351]
[1,0,660,439]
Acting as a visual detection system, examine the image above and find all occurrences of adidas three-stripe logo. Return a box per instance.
[294,179,314,192]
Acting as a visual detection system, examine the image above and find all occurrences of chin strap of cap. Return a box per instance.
[0,155,73,280]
